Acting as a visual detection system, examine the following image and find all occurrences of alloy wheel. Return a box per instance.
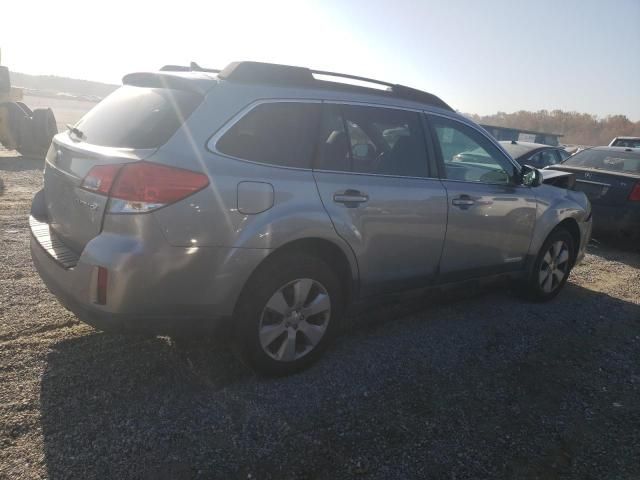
[258,278,331,362]
[538,240,570,293]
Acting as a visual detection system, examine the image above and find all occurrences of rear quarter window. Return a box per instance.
[75,86,203,149]
[215,102,321,169]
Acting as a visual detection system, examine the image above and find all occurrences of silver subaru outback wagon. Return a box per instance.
[30,61,592,374]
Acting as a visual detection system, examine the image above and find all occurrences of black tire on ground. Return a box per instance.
[15,102,33,116]
[235,252,344,376]
[0,102,29,150]
[15,119,40,158]
[31,108,57,152]
[522,228,575,302]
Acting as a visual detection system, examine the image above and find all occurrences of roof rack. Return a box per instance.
[218,61,453,111]
[159,61,452,111]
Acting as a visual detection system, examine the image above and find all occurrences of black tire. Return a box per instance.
[235,252,343,376]
[15,102,33,116]
[523,228,575,302]
[0,102,29,150]
[31,108,57,153]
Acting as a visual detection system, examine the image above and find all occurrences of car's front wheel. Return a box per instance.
[524,228,575,301]
[235,252,343,375]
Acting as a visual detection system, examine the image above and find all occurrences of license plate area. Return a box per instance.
[575,180,608,200]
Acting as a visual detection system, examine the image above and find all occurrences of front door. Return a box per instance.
[314,103,448,296]
[426,114,537,279]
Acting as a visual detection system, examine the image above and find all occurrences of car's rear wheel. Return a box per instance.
[524,228,575,301]
[235,252,343,375]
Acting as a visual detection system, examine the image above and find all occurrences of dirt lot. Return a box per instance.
[1,151,639,480]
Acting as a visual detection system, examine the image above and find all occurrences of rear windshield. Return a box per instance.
[74,86,202,148]
[611,138,640,148]
[563,149,640,174]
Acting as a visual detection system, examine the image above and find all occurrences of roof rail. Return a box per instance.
[217,61,453,111]
[160,62,220,74]
[310,69,395,89]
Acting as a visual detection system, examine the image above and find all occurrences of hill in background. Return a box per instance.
[469,110,640,146]
[10,71,118,100]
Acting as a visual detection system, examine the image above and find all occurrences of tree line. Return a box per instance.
[467,110,640,146]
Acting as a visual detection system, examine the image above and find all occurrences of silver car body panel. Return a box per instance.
[314,171,448,296]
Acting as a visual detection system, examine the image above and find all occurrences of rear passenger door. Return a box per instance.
[313,103,448,296]
[426,114,537,279]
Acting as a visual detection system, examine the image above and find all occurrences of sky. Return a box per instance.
[2,0,639,119]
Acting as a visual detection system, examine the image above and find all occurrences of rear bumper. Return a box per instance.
[30,203,270,335]
[30,237,231,334]
[591,204,640,239]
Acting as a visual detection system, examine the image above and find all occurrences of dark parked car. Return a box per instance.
[499,141,571,168]
[453,141,569,169]
[609,136,640,148]
[550,146,640,240]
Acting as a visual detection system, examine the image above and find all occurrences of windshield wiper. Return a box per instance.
[66,124,85,140]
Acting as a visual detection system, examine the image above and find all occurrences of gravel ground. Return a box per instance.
[1,153,639,480]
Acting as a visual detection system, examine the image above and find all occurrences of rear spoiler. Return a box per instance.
[122,72,216,95]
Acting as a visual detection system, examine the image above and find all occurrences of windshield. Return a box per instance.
[563,149,640,174]
[74,85,202,148]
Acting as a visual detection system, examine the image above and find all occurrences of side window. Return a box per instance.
[540,149,560,167]
[528,152,543,167]
[317,104,349,172]
[557,149,571,161]
[429,116,517,184]
[316,104,429,177]
[216,102,320,168]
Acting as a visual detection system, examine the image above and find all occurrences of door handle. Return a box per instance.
[333,189,368,207]
[451,195,475,208]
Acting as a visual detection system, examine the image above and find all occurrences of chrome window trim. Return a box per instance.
[437,178,530,189]
[322,99,424,114]
[575,179,610,187]
[207,98,442,180]
[311,168,441,182]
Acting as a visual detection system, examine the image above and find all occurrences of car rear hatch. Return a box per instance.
[42,74,211,253]
[550,166,640,206]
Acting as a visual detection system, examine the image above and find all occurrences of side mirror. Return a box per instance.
[521,165,542,187]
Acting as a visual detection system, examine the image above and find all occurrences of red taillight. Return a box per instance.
[96,266,108,305]
[110,162,209,204]
[81,164,122,195]
[81,162,209,213]
[629,182,640,202]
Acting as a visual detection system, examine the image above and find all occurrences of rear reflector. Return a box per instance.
[629,182,640,202]
[81,164,122,195]
[96,267,108,305]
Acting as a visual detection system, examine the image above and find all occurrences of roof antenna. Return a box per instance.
[190,61,202,71]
